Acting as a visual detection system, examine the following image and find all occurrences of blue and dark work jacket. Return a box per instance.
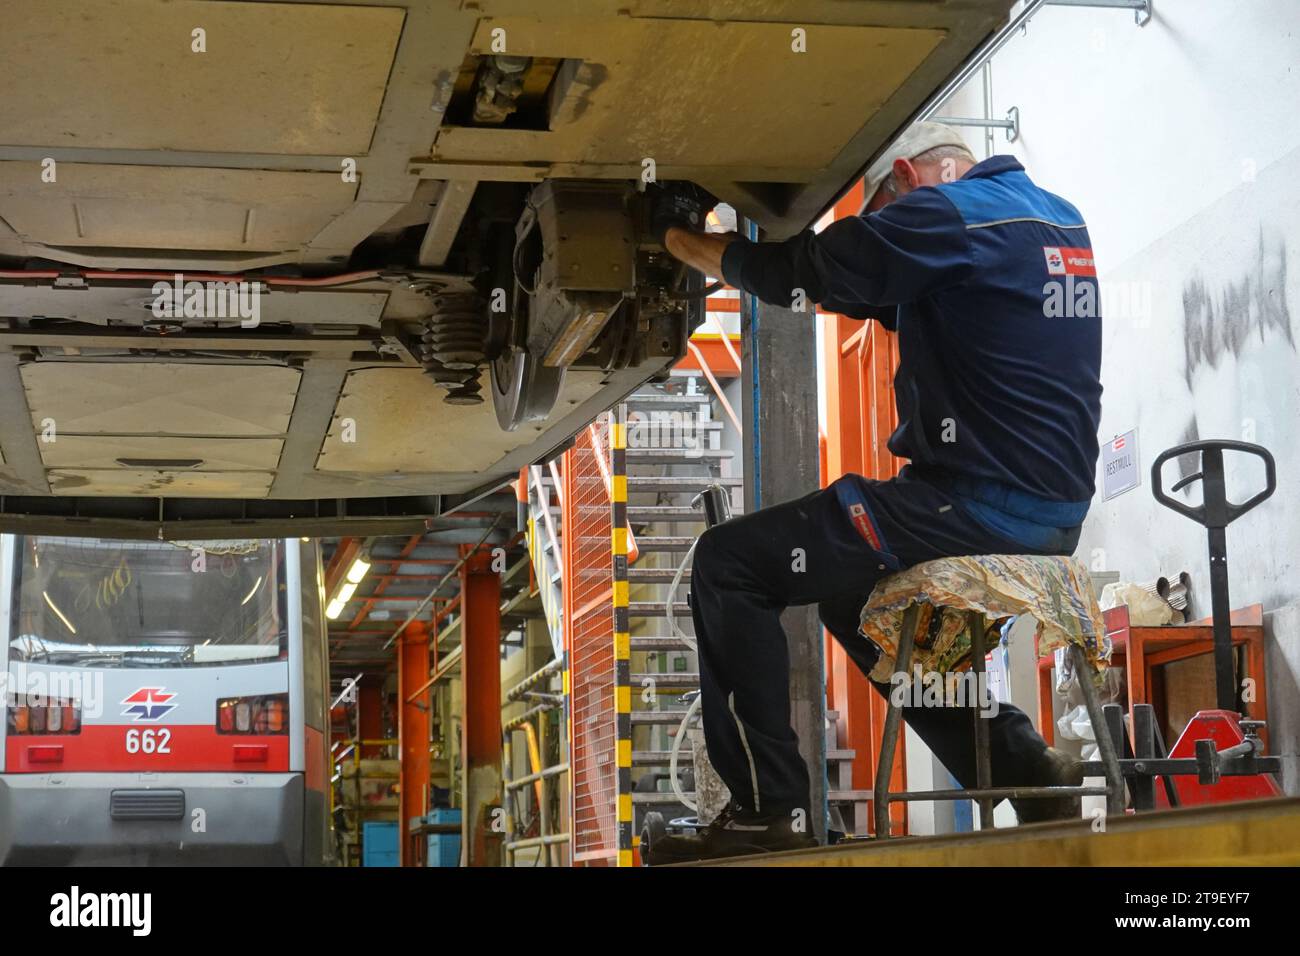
[720,155,1103,549]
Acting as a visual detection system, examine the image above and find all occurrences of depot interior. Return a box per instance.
[2,0,1300,867]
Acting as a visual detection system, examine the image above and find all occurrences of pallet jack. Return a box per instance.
[1106,439,1284,810]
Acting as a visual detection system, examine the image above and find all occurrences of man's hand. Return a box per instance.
[648,182,716,245]
[663,227,736,281]
[647,182,734,278]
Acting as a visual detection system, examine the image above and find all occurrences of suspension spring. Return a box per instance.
[420,291,488,405]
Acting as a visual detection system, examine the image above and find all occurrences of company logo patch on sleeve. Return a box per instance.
[1043,246,1096,276]
[832,476,899,567]
[848,502,885,552]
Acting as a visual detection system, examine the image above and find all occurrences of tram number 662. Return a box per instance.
[125,728,172,754]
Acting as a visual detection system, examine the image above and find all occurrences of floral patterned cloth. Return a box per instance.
[857,554,1110,684]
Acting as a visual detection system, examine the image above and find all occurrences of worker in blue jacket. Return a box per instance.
[649,122,1103,860]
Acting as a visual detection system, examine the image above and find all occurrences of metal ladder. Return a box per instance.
[622,375,871,839]
[522,462,565,661]
[619,378,736,827]
[539,367,871,860]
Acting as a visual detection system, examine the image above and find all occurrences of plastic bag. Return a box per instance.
[1100,581,1174,626]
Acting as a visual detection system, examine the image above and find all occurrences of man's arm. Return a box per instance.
[667,189,972,312]
[663,225,892,323]
[663,227,736,279]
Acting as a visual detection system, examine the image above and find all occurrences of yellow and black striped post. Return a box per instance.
[611,406,634,866]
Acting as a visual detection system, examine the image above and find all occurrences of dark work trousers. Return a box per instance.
[689,467,1078,817]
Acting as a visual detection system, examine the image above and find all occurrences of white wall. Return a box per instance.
[939,0,1300,788]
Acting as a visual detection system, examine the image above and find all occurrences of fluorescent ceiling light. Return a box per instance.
[345,554,371,585]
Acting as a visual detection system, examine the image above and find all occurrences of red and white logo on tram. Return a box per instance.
[120,687,177,722]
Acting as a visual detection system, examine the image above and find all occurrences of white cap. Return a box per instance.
[862,122,972,209]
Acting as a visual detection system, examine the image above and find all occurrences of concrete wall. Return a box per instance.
[939,0,1300,789]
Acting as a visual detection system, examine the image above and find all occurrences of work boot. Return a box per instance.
[644,802,818,864]
[1011,746,1085,824]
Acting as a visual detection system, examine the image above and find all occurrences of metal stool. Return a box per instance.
[873,603,1125,838]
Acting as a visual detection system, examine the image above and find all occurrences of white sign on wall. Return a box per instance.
[1102,429,1140,501]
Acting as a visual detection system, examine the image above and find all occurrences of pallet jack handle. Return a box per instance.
[1150,439,1277,710]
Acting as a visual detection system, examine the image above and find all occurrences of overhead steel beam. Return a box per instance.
[382,516,504,650]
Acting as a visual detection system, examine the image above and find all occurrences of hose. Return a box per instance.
[665,540,697,652]
[669,694,702,813]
